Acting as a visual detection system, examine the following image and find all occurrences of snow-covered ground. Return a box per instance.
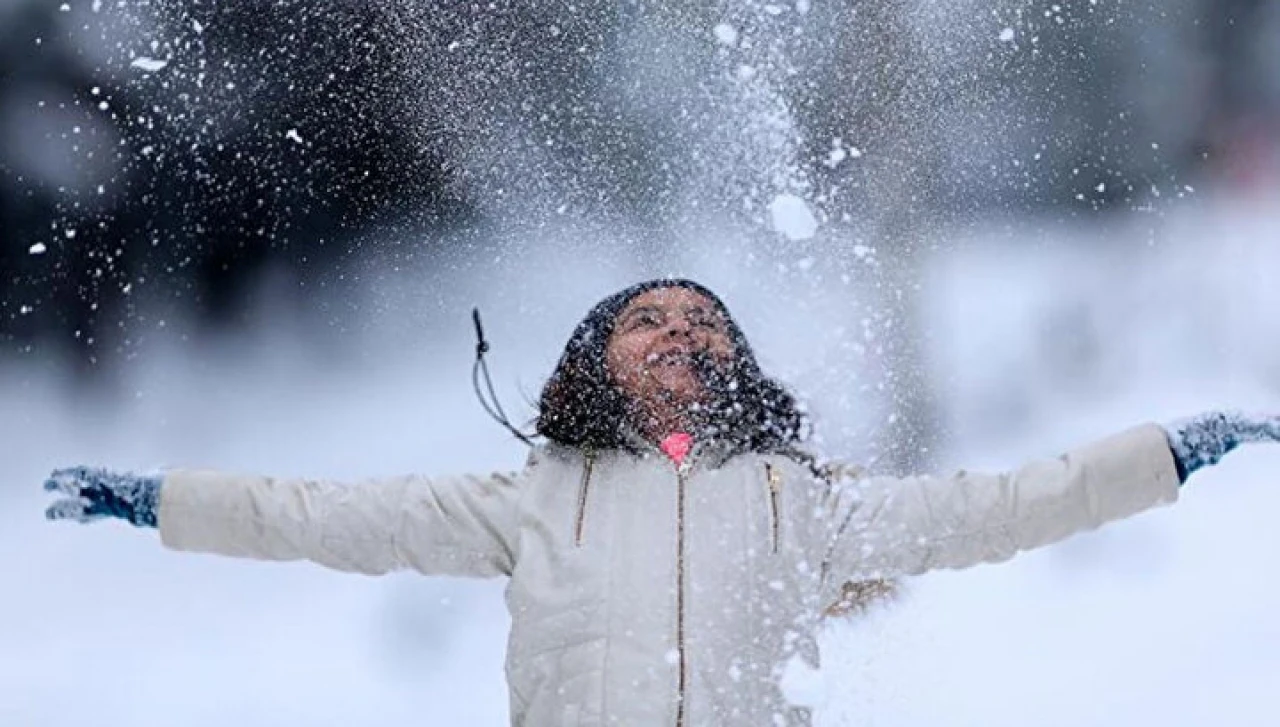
[2,196,1278,726]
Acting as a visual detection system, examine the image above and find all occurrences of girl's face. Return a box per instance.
[605,287,736,411]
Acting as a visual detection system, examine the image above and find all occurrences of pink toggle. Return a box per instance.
[660,432,694,466]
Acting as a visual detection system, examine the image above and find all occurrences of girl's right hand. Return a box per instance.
[44,467,162,528]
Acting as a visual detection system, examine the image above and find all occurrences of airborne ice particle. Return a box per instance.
[29,243,47,255]
[779,654,826,709]
[768,194,818,241]
[713,23,739,46]
[999,27,1016,42]
[130,57,169,72]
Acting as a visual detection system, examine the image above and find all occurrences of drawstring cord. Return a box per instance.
[472,308,537,447]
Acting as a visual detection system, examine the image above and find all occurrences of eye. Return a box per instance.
[688,312,723,330]
[629,310,662,329]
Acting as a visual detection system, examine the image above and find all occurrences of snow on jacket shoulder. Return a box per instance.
[158,423,1181,727]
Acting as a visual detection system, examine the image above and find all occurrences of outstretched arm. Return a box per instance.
[44,462,529,578]
[821,413,1277,582]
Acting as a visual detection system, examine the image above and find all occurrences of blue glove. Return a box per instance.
[44,466,163,528]
[1163,411,1280,483]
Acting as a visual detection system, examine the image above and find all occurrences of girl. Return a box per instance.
[44,278,1280,727]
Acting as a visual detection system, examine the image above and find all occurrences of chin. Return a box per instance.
[657,385,707,408]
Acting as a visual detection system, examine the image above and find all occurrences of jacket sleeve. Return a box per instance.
[819,423,1181,583]
[157,465,526,578]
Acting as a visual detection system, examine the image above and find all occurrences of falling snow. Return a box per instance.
[2,2,1278,723]
[129,57,169,72]
[713,23,739,47]
[769,194,819,241]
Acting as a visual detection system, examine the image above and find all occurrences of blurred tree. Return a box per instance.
[1189,0,1280,187]
[3,0,1275,390]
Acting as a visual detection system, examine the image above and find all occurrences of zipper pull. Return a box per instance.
[765,462,782,495]
[764,462,782,554]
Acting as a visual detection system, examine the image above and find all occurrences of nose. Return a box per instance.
[665,316,693,337]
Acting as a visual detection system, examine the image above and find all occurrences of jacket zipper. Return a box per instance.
[674,464,689,727]
[764,462,782,554]
[573,452,596,547]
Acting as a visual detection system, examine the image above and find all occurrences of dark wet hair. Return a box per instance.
[535,278,809,455]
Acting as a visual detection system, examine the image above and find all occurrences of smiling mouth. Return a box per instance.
[646,350,696,367]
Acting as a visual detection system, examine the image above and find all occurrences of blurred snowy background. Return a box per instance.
[3,0,1279,725]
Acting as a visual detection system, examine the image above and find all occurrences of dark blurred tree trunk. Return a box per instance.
[1199,0,1271,120]
[1188,0,1276,181]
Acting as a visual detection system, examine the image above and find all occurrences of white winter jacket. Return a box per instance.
[159,424,1180,726]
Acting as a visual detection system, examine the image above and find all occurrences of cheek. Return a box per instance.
[708,334,735,358]
[606,337,647,384]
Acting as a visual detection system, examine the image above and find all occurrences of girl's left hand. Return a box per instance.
[1164,412,1280,481]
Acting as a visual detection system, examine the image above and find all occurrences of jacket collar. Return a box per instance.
[618,425,736,472]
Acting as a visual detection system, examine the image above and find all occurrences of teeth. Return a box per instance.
[647,350,693,365]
